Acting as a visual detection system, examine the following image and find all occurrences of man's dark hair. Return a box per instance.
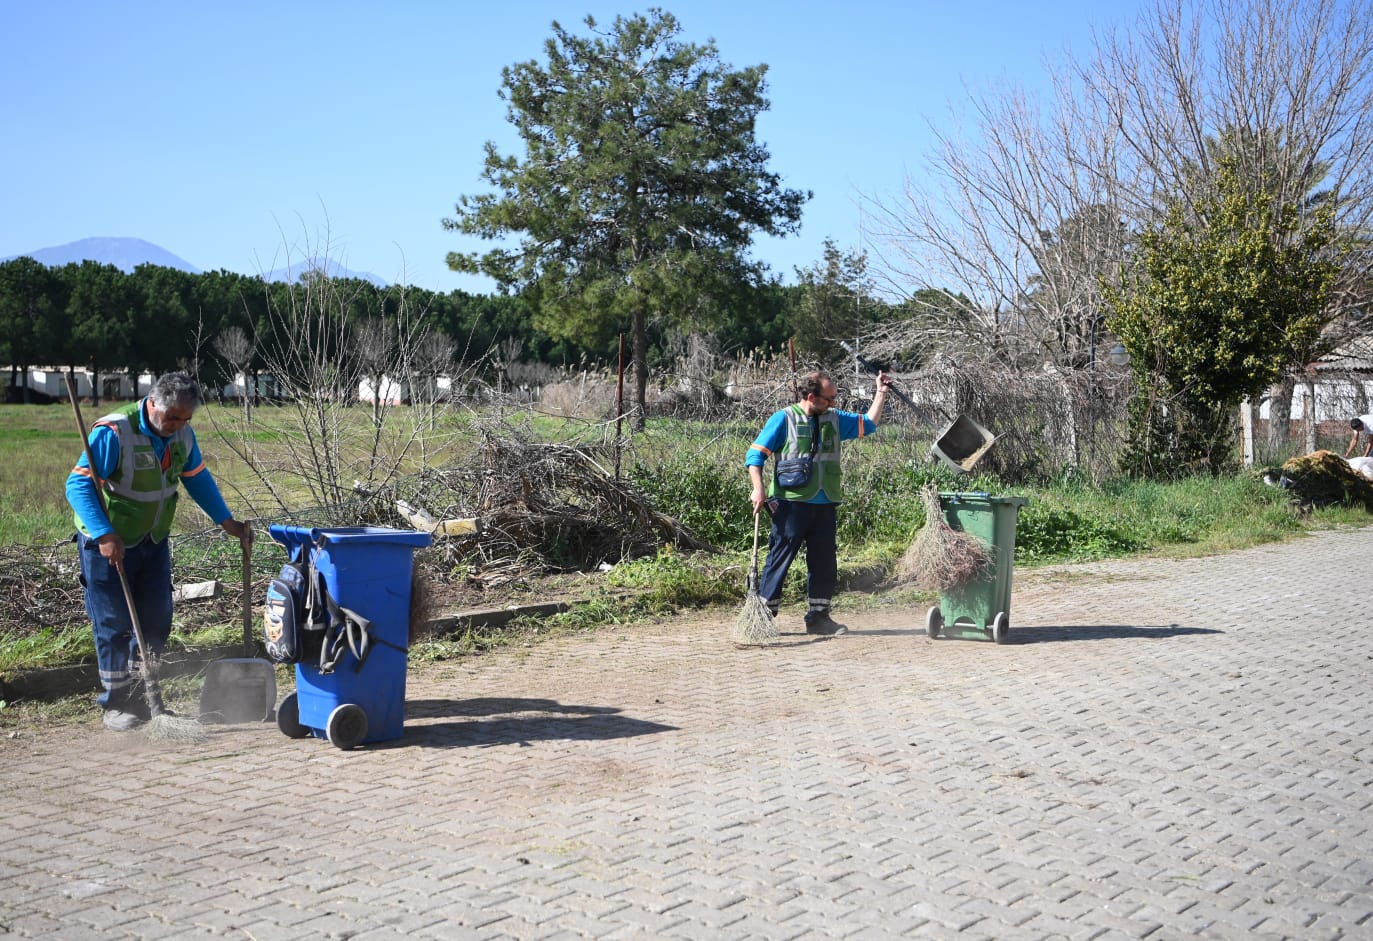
[796,371,833,401]
[1353,418,1365,431]
[150,372,203,410]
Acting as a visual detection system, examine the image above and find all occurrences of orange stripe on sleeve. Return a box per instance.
[181,461,207,478]
[749,443,772,458]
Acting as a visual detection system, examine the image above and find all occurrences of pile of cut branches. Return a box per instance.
[403,429,715,575]
[0,543,85,633]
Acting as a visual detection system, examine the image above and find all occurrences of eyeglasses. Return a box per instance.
[156,406,194,424]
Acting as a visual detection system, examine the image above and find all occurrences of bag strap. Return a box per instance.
[809,415,820,456]
[288,541,409,675]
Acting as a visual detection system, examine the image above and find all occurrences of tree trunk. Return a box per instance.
[1267,377,1293,460]
[632,308,648,432]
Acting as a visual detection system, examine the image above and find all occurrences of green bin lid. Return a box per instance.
[937,492,1029,507]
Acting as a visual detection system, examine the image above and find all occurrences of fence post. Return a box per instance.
[1304,380,1318,453]
[1240,397,1254,467]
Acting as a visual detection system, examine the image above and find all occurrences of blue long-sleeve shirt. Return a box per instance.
[65,398,233,541]
[746,407,875,504]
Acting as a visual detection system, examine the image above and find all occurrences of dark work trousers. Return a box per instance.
[76,533,173,714]
[757,499,838,617]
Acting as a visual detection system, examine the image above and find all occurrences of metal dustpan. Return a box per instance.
[931,415,997,473]
[200,525,277,723]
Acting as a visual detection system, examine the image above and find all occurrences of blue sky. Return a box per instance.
[1,0,1145,294]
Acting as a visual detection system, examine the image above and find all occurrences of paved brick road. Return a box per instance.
[4,529,1373,939]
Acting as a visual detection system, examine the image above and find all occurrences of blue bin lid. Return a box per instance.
[269,524,433,550]
[315,527,433,548]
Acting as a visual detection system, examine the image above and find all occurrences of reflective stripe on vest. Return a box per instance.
[772,405,844,503]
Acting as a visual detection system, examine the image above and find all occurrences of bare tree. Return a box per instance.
[1082,0,1373,436]
[865,73,1130,372]
[404,332,456,435]
[866,0,1373,473]
[203,234,457,514]
[356,317,397,427]
[212,325,255,425]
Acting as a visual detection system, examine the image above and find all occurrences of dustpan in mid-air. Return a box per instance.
[931,415,997,473]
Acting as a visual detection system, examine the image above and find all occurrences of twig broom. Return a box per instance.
[66,373,206,744]
[732,510,777,646]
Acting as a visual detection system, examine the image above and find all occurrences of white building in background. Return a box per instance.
[359,375,409,405]
[220,372,282,402]
[3,366,150,402]
[1253,337,1373,425]
[358,374,454,404]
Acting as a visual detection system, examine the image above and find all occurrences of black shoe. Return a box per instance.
[805,614,848,636]
[102,709,146,732]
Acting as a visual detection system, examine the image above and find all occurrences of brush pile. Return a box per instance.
[1264,450,1373,511]
[896,484,993,591]
[405,429,715,575]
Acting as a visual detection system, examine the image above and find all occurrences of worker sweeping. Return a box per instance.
[745,369,893,636]
[66,371,252,732]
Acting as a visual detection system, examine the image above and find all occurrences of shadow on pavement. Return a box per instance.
[996,624,1221,643]
[408,697,620,719]
[396,697,677,749]
[858,624,1218,643]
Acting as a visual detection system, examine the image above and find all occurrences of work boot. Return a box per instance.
[102,709,146,732]
[804,612,848,636]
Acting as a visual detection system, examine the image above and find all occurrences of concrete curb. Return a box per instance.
[3,565,891,703]
[1,600,576,703]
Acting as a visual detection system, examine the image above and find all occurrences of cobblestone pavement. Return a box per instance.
[4,528,1373,940]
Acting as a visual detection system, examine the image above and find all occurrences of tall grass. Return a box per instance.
[0,401,485,541]
[0,410,88,544]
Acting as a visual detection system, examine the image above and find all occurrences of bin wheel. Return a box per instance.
[991,612,1010,644]
[326,704,369,750]
[925,607,943,638]
[276,692,311,739]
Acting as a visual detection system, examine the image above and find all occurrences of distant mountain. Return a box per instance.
[4,236,202,273]
[259,258,388,287]
[3,236,388,286]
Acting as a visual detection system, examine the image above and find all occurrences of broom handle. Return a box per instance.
[241,522,253,656]
[750,509,761,573]
[839,341,918,411]
[65,372,167,716]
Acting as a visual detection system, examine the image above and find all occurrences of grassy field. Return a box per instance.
[0,399,487,544]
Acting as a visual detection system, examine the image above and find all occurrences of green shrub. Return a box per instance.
[605,549,741,612]
[1015,504,1146,563]
[835,456,978,544]
[630,456,752,550]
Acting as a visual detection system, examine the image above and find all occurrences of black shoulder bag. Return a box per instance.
[775,415,820,488]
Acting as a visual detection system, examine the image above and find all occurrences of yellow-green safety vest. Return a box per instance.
[771,405,845,503]
[74,401,192,544]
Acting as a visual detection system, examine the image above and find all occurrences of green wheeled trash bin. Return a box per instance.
[924,493,1028,644]
[268,525,432,749]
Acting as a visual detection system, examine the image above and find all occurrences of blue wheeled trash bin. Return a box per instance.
[923,493,1028,644]
[268,525,432,749]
